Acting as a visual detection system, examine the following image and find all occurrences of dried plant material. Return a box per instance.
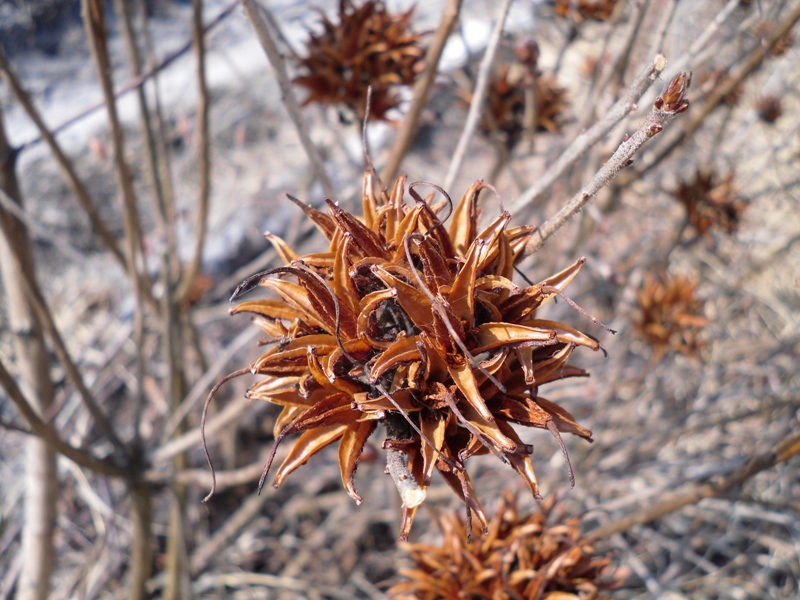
[219,173,603,539]
[389,492,615,599]
[635,272,707,359]
[755,21,795,56]
[554,0,619,21]
[754,95,782,123]
[672,169,746,237]
[293,0,425,120]
[462,39,569,151]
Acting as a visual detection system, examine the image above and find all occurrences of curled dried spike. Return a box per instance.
[654,71,691,114]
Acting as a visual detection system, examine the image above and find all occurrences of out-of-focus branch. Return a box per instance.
[381,0,463,184]
[510,54,667,215]
[176,0,212,304]
[83,0,148,432]
[443,0,514,192]
[522,70,690,256]
[622,2,800,183]
[16,0,240,152]
[240,0,335,199]
[586,431,800,540]
[0,46,126,267]
[0,189,126,452]
[0,358,127,478]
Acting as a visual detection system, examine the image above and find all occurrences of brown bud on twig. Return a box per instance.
[654,71,692,115]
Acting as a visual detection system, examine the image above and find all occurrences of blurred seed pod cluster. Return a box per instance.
[389,492,615,599]
[292,0,425,120]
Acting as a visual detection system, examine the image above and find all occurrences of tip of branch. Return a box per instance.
[653,54,667,71]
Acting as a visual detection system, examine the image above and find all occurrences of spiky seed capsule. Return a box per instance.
[635,272,707,359]
[229,173,602,539]
[672,169,746,238]
[462,39,568,151]
[389,492,616,599]
[293,0,424,121]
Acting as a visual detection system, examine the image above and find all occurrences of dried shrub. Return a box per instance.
[553,0,619,21]
[292,0,424,120]
[221,173,604,539]
[635,272,707,359]
[672,169,746,238]
[389,493,615,599]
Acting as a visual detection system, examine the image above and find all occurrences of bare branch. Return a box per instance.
[240,0,336,199]
[176,0,212,304]
[0,357,127,478]
[382,0,464,183]
[586,430,800,540]
[0,45,126,266]
[443,0,515,192]
[510,54,667,214]
[523,70,690,256]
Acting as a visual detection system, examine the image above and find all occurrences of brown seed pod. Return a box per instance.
[672,169,746,237]
[209,172,606,539]
[389,492,617,599]
[292,0,425,120]
[635,272,707,359]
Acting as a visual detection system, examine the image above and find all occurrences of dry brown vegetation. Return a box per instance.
[1,1,799,599]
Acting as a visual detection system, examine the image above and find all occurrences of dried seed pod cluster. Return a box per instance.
[553,0,619,21]
[293,0,424,120]
[226,172,601,539]
[389,493,615,599]
[672,169,746,237]
[635,273,707,359]
[463,39,568,150]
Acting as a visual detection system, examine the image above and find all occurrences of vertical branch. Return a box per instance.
[240,0,336,199]
[442,0,515,192]
[128,478,153,600]
[0,101,56,600]
[176,0,212,303]
[381,0,463,184]
[82,0,147,436]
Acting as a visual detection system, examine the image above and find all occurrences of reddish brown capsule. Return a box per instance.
[654,71,692,114]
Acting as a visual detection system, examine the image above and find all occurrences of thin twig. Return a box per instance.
[0,357,127,478]
[0,206,127,452]
[176,0,212,304]
[381,0,464,183]
[522,70,690,256]
[443,0,515,192]
[240,0,335,199]
[0,46,126,266]
[15,0,240,152]
[586,431,800,540]
[83,0,148,448]
[624,2,800,183]
[509,54,667,214]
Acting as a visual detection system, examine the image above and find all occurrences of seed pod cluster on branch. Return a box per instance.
[635,272,708,359]
[293,0,425,121]
[389,492,616,599]
[217,172,604,539]
[461,38,569,151]
[672,169,746,238]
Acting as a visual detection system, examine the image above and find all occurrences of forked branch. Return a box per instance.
[523,71,692,256]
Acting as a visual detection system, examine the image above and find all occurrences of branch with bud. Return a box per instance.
[523,71,692,256]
